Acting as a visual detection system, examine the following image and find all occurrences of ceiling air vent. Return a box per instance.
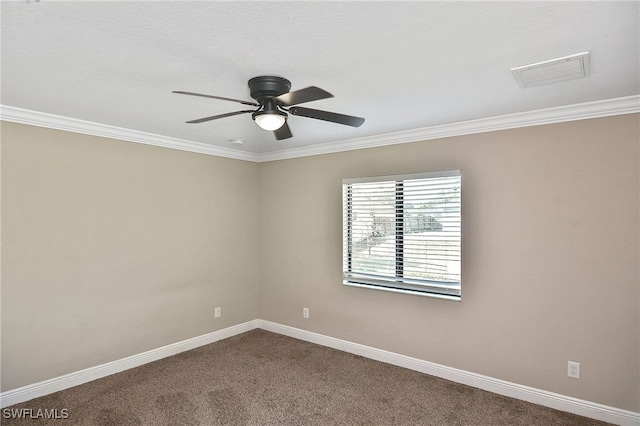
[511,52,590,88]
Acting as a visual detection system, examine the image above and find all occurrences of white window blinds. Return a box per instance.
[343,171,461,299]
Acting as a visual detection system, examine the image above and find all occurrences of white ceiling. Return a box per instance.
[1,1,639,159]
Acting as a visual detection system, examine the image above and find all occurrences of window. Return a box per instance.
[343,171,461,300]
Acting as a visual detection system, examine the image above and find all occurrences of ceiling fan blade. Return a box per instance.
[186,110,254,124]
[276,86,333,106]
[289,106,365,127]
[273,121,293,140]
[173,91,258,107]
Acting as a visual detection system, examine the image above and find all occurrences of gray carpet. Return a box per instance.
[2,329,610,425]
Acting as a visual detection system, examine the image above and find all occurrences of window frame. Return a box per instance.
[342,170,462,301]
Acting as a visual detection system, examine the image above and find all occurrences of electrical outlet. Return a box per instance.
[214,307,221,318]
[303,307,309,319]
[568,361,580,379]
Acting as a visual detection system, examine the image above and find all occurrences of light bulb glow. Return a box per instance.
[254,112,286,131]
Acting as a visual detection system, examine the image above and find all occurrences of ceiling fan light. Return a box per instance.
[253,111,286,131]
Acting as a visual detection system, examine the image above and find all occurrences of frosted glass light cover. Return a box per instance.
[255,113,286,131]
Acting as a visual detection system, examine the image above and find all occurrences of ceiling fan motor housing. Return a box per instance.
[248,76,291,102]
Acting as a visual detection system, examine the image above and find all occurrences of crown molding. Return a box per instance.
[2,95,638,164]
[0,105,259,162]
[256,95,640,162]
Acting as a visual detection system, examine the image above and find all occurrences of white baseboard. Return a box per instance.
[257,320,640,426]
[0,320,258,409]
[2,319,638,425]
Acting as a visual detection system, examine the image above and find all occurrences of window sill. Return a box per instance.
[343,280,461,301]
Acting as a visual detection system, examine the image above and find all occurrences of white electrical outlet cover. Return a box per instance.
[568,361,580,378]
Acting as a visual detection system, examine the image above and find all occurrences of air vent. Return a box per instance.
[511,52,590,88]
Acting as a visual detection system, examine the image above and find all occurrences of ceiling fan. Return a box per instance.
[173,76,365,140]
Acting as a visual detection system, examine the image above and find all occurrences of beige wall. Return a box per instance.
[258,114,639,411]
[1,122,260,391]
[1,114,638,412]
